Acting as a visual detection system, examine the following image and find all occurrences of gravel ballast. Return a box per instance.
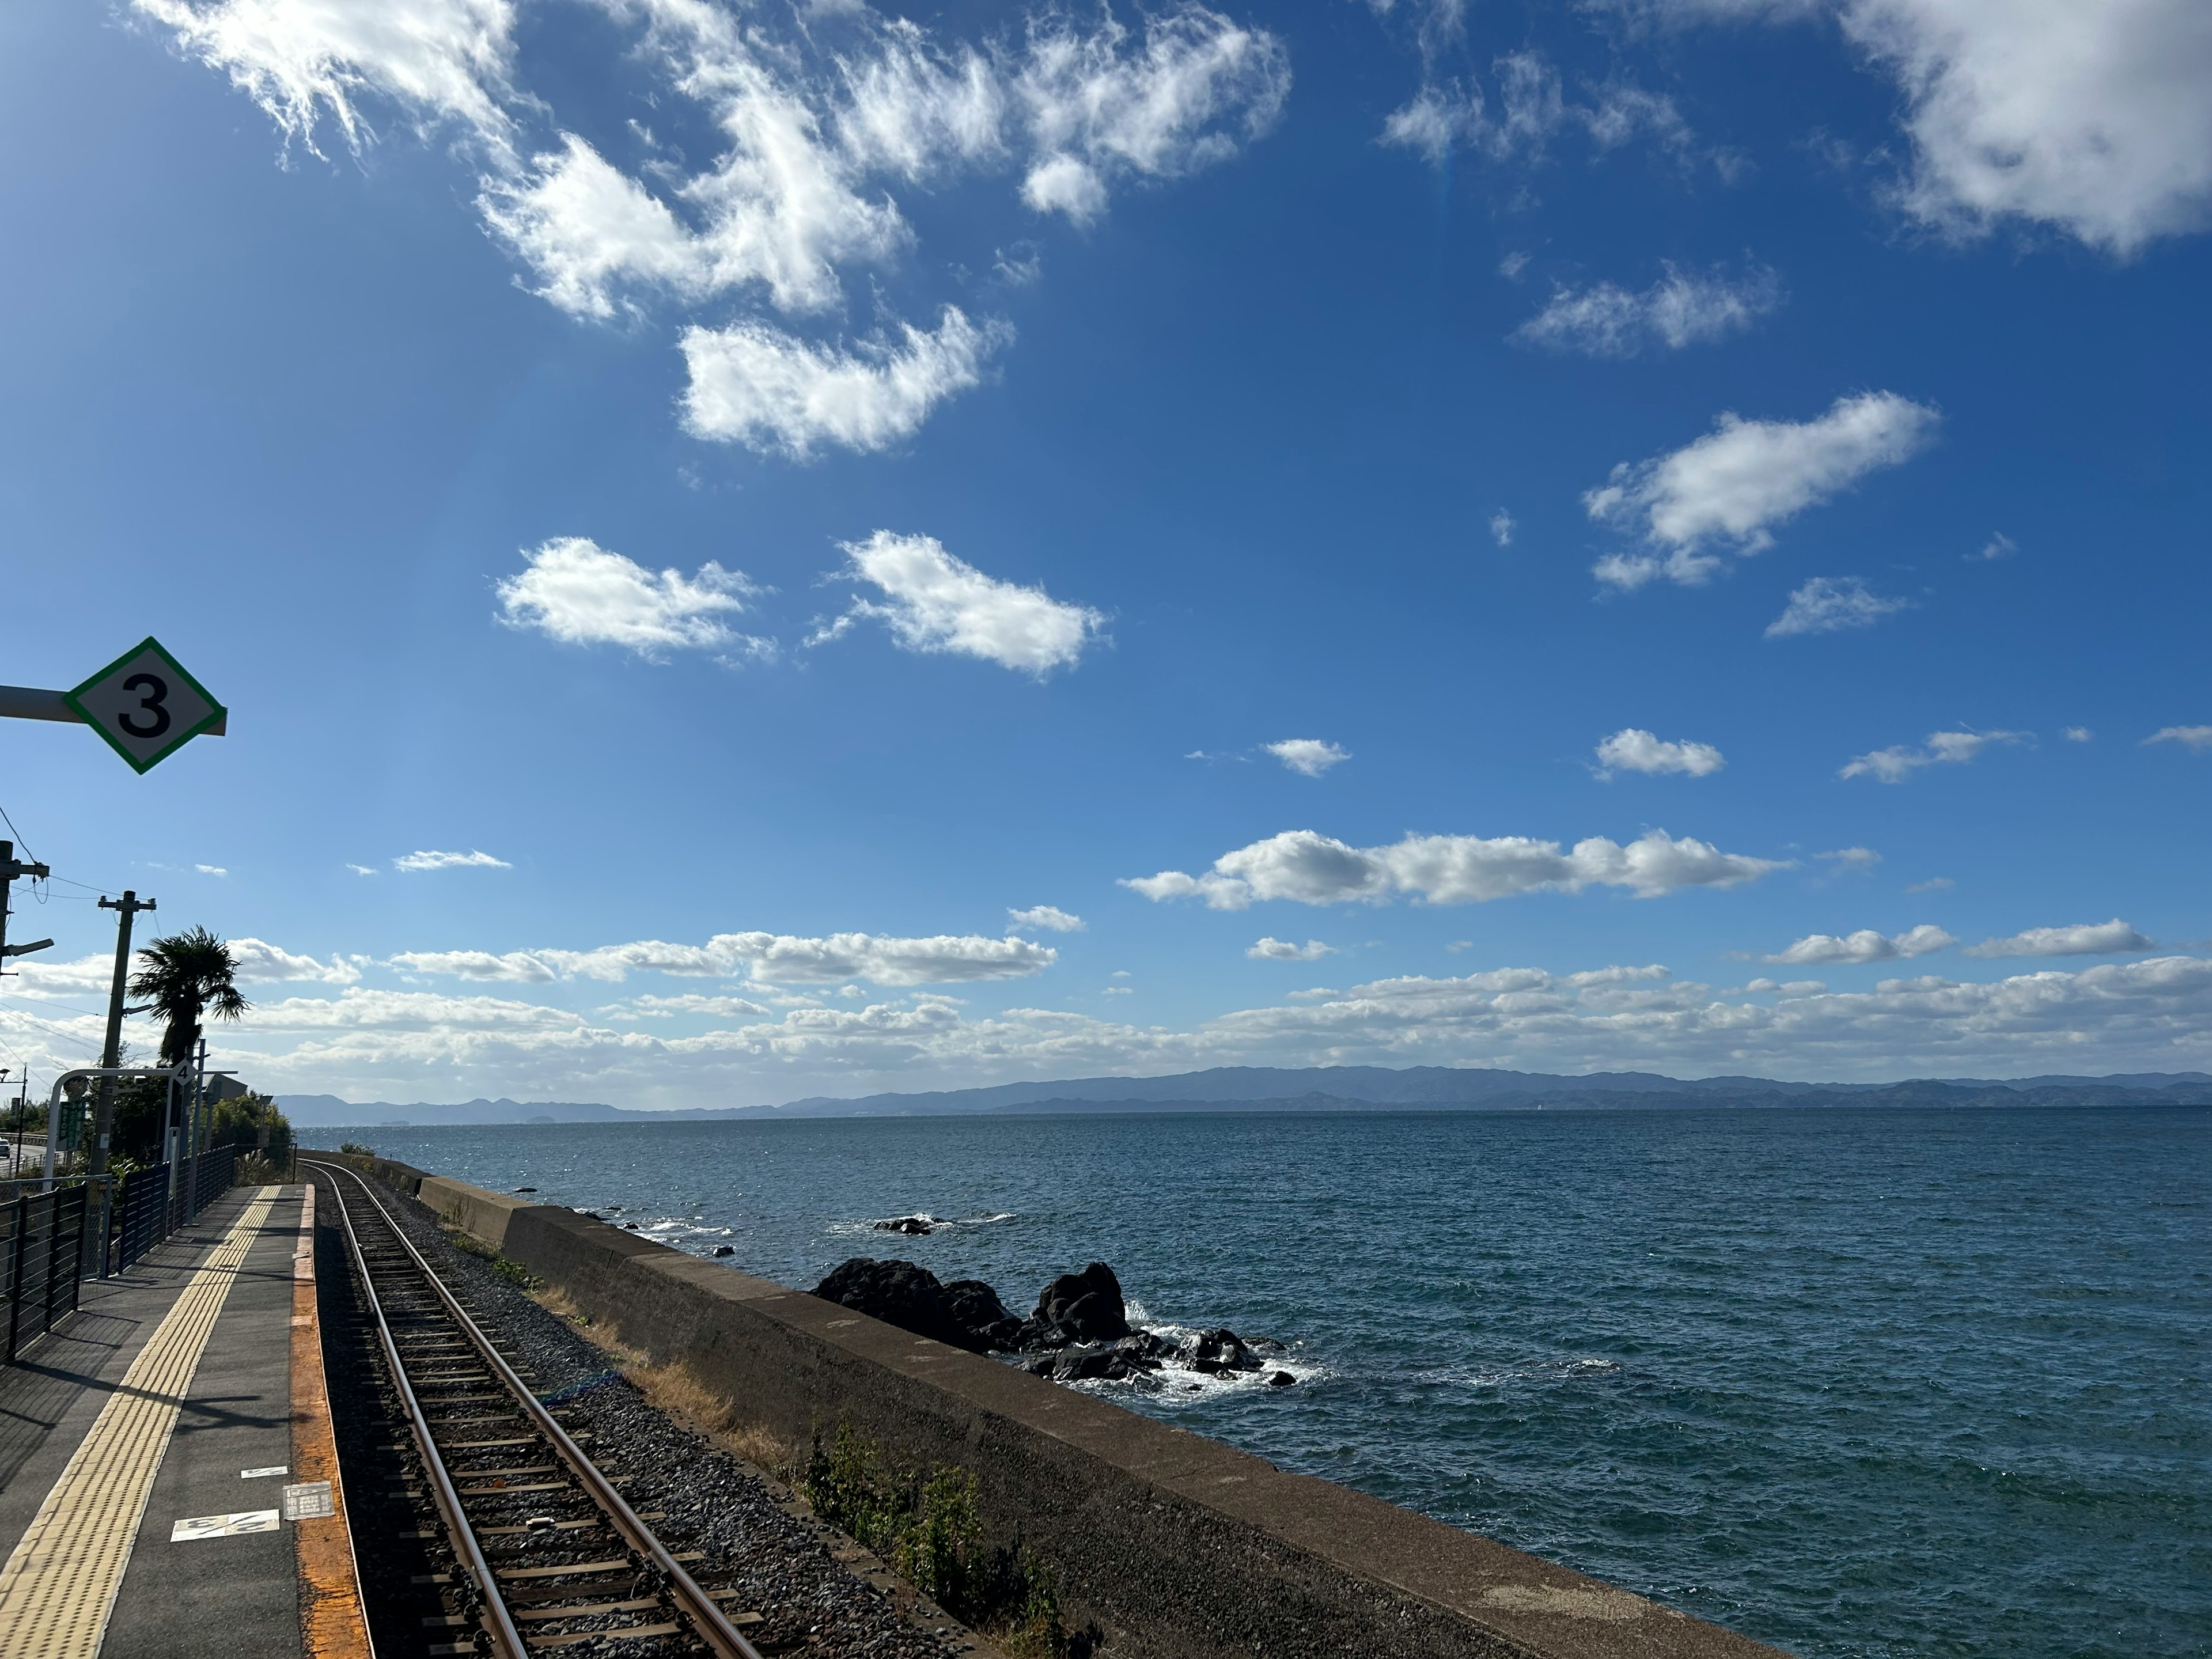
[309,1166,995,1659]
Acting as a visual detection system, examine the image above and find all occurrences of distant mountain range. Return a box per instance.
[278,1065,2212,1128]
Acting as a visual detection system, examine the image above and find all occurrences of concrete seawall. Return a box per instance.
[328,1155,1789,1659]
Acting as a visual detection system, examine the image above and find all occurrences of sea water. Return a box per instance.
[341,1105,2211,1658]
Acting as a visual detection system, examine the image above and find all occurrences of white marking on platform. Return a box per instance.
[281,1482,335,1520]
[171,1512,280,1542]
[240,1465,288,1479]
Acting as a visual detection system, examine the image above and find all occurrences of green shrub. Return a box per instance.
[804,1423,1067,1656]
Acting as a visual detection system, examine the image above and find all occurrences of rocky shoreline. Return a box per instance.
[813,1256,1296,1389]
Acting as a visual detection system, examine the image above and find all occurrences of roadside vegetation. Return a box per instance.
[806,1422,1070,1657]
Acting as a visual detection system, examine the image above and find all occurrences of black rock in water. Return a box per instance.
[1186,1328,1263,1374]
[713,1245,735,1257]
[1267,1370,1296,1387]
[811,1257,980,1352]
[1027,1262,1131,1346]
[941,1278,1016,1349]
[874,1216,934,1235]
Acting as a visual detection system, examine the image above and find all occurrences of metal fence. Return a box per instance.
[112,1161,173,1274]
[0,1147,251,1362]
[3,1184,88,1363]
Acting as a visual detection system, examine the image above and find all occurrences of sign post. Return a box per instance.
[0,637,227,772]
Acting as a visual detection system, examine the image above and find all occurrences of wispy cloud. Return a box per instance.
[1816,847,1881,874]
[2146,725,2212,753]
[1588,392,1938,590]
[1766,575,1913,638]
[389,929,1056,987]
[1964,921,2155,959]
[394,849,512,872]
[1513,263,1781,357]
[1488,509,1516,547]
[1007,906,1085,933]
[1968,531,2017,561]
[1840,729,2029,784]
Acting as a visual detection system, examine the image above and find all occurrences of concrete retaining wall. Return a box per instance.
[422,1174,1788,1659]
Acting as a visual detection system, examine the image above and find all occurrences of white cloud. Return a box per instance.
[1514,263,1782,357]
[1012,9,1291,224]
[831,531,1103,676]
[1816,846,1883,873]
[1964,920,2156,959]
[1488,510,1515,547]
[2146,725,2212,752]
[1840,728,2029,783]
[1593,728,1725,778]
[1650,0,2212,255]
[1765,575,1914,637]
[1587,392,1939,589]
[1764,923,1955,964]
[195,863,229,876]
[391,930,1056,987]
[1248,937,1335,961]
[178,952,2212,1109]
[133,0,517,157]
[143,3,1294,467]
[679,309,1008,460]
[346,863,377,876]
[1266,738,1351,777]
[2063,726,2093,743]
[1382,53,1688,166]
[1847,0,2212,256]
[230,938,362,984]
[495,536,764,659]
[624,993,773,1018]
[1905,876,1954,893]
[480,126,903,321]
[1970,531,2017,560]
[1124,826,1787,909]
[393,849,511,871]
[387,949,560,983]
[1007,906,1085,933]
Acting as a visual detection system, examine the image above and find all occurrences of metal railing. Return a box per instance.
[3,1184,87,1363]
[112,1161,173,1273]
[0,1145,255,1363]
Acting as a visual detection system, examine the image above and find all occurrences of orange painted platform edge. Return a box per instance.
[291,1183,374,1658]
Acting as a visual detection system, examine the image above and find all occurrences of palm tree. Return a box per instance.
[129,926,249,1070]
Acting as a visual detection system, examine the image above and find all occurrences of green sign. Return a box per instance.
[63,637,227,775]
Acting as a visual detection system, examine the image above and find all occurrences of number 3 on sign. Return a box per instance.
[63,638,226,774]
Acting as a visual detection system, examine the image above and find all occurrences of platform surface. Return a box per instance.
[0,1186,310,1659]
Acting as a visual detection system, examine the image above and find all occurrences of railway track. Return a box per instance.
[306,1160,768,1659]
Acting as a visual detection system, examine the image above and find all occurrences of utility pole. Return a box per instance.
[90,890,155,1179]
[1,839,55,977]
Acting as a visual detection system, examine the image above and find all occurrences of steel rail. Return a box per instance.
[318,1165,532,1659]
[305,1160,764,1659]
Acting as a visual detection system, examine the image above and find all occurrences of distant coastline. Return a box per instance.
[278,1064,2212,1127]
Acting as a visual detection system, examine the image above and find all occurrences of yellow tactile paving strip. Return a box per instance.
[0,1189,282,1659]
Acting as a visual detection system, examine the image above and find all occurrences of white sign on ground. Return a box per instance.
[170,1510,280,1541]
[63,637,226,775]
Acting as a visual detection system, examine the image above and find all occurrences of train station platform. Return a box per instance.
[0,1184,367,1659]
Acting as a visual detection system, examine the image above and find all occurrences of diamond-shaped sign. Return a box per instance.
[63,637,227,774]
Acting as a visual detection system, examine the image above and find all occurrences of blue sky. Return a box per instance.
[3,0,2210,1107]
